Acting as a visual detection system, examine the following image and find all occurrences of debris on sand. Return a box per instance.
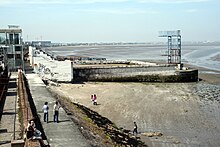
[141,132,163,137]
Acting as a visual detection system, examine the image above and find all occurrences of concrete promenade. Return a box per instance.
[26,73,90,147]
[0,73,21,147]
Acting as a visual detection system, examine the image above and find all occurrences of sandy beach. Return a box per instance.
[48,69,220,146]
[45,45,220,146]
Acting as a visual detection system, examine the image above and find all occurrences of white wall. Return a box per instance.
[30,48,72,82]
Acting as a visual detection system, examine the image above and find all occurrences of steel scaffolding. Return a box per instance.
[159,30,181,64]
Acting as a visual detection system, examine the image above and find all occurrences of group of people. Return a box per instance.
[42,101,60,123]
[26,101,60,146]
[91,94,97,105]
[27,97,138,147]
[26,119,49,147]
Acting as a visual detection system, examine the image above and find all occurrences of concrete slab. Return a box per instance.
[11,140,25,147]
[26,73,90,147]
[0,73,21,147]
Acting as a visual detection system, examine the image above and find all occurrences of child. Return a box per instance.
[93,94,97,105]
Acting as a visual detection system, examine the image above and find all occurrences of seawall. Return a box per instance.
[29,47,198,83]
[73,65,198,82]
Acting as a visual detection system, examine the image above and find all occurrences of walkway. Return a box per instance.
[0,73,21,147]
[26,73,90,147]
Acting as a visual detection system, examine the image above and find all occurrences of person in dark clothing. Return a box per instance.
[133,122,138,135]
[27,120,49,147]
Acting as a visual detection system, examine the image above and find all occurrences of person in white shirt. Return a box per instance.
[42,102,49,123]
[53,101,60,123]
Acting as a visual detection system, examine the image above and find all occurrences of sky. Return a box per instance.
[0,0,220,43]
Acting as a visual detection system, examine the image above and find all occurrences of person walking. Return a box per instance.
[133,122,138,135]
[42,102,49,123]
[53,101,60,123]
[93,94,97,105]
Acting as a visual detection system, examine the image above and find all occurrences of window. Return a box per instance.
[7,54,14,58]
[0,33,6,44]
[15,46,21,51]
[9,34,13,44]
[15,54,21,59]
[14,34,19,44]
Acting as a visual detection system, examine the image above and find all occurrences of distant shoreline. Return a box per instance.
[45,43,220,72]
[210,54,220,61]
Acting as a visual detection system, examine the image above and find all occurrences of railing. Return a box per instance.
[17,71,40,147]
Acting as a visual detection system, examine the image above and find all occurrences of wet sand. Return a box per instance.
[49,70,220,146]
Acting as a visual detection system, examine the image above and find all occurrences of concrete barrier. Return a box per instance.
[73,65,198,82]
[11,140,25,147]
[17,72,41,147]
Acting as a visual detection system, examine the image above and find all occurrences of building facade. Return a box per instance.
[0,25,23,71]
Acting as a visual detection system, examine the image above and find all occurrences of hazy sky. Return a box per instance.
[0,0,219,43]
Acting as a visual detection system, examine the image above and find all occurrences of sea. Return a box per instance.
[45,43,220,73]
